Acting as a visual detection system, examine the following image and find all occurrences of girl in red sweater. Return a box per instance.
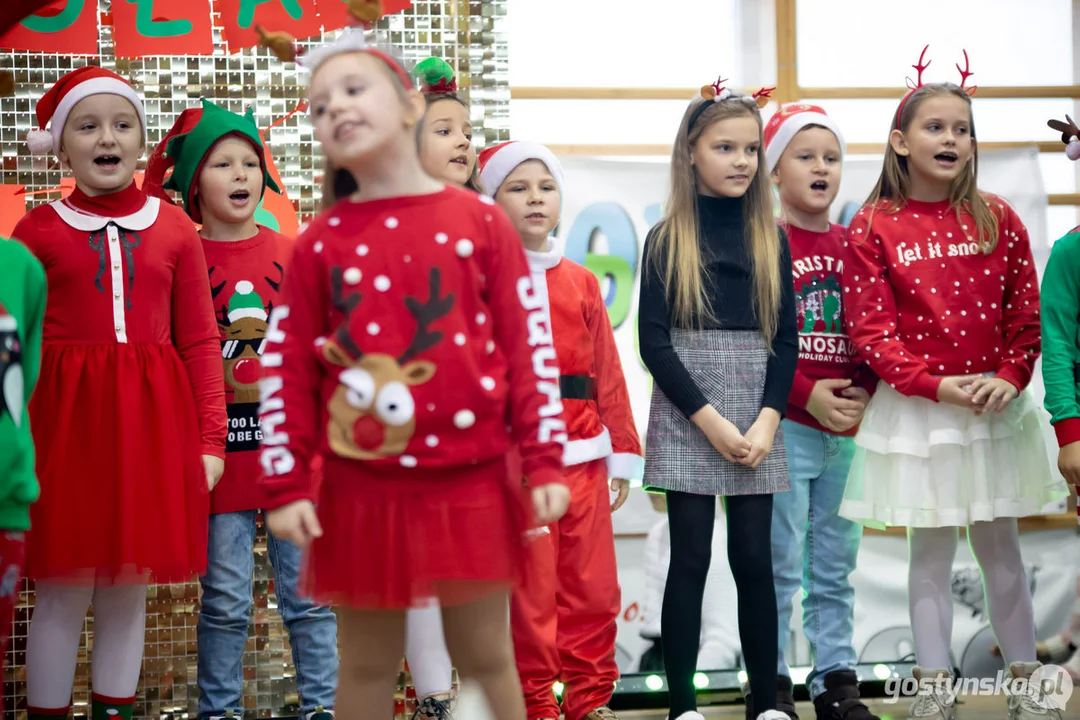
[840,48,1068,719]
[13,67,226,720]
[255,25,569,720]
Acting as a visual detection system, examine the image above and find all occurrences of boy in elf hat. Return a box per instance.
[145,99,339,720]
[758,103,878,720]
[479,140,643,720]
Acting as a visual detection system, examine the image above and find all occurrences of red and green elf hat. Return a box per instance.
[413,56,458,95]
[144,99,281,223]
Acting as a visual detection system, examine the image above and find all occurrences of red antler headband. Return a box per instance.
[894,45,977,129]
[688,76,775,133]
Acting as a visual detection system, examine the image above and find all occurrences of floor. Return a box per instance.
[454,685,1080,719]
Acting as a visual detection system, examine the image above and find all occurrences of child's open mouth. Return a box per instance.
[450,155,468,166]
[935,151,958,166]
[94,155,121,169]
[810,180,828,192]
[230,190,251,205]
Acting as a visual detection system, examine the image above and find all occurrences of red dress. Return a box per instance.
[258,186,565,609]
[12,183,226,584]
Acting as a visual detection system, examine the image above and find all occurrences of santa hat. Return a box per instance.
[763,103,846,174]
[145,99,280,222]
[228,281,267,323]
[27,65,146,156]
[478,141,564,197]
[413,56,457,95]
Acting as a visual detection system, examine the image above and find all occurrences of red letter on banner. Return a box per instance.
[219,0,321,52]
[112,0,213,58]
[315,0,412,33]
[0,0,98,55]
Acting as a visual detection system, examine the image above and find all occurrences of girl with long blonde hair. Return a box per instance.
[638,78,798,720]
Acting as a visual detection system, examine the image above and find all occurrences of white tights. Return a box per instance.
[26,582,147,708]
[908,518,1036,669]
[406,604,453,698]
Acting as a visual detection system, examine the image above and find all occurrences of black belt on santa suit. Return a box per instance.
[559,374,597,401]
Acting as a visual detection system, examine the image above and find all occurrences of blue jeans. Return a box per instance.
[198,511,339,717]
[772,420,862,700]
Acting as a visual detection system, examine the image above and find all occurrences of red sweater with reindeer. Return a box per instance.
[258,186,566,509]
[843,196,1041,401]
[202,226,293,514]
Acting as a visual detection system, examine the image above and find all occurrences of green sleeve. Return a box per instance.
[22,249,45,400]
[1040,232,1080,427]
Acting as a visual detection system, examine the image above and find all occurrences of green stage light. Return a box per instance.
[645,674,664,691]
[693,672,709,689]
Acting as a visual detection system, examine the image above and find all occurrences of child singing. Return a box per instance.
[840,47,1069,720]
[14,66,226,720]
[145,98,340,720]
[481,139,643,720]
[638,76,798,720]
[254,17,569,720]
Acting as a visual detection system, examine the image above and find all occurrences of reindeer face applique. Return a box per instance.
[323,266,454,460]
[210,266,284,405]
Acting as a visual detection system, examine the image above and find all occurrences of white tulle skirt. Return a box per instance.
[839,380,1068,529]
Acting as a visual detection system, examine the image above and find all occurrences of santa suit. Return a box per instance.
[511,243,643,720]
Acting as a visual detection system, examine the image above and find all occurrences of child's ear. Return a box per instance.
[888,128,909,157]
[770,166,781,185]
[406,90,426,129]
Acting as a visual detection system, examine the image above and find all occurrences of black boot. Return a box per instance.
[812,670,879,720]
[744,675,799,720]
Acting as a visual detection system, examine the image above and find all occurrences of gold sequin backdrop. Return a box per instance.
[0,1,508,717]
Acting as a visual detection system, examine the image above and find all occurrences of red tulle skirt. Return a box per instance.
[27,342,209,585]
[302,457,528,609]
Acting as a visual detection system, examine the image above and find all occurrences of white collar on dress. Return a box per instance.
[48,196,160,231]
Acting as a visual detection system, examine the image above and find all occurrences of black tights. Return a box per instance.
[661,491,777,717]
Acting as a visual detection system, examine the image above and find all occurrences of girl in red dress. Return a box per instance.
[13,67,225,720]
[255,25,568,720]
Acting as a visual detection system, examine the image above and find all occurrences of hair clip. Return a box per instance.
[414,57,458,94]
[700,76,731,102]
[752,86,776,109]
[1048,115,1080,161]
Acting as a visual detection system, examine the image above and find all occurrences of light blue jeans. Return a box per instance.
[197,511,339,717]
[772,419,862,700]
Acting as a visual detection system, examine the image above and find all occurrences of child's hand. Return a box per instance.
[807,378,866,432]
[692,406,752,463]
[741,411,780,468]
[967,377,1019,414]
[610,478,630,513]
[936,375,984,409]
[203,454,225,492]
[266,500,323,548]
[532,483,570,525]
[1058,441,1080,486]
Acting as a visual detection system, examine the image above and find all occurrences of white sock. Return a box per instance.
[26,582,94,709]
[907,526,959,669]
[406,603,453,698]
[967,518,1036,663]
[90,583,147,697]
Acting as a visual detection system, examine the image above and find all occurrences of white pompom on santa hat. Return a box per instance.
[478,140,565,197]
[27,65,146,156]
[763,103,846,174]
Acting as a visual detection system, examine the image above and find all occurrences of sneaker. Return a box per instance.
[584,708,619,720]
[744,675,799,720]
[813,670,879,720]
[306,708,336,720]
[666,714,706,720]
[1006,662,1064,720]
[908,668,956,720]
[412,694,454,720]
[758,712,793,720]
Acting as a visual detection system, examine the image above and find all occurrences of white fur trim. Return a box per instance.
[301,28,369,72]
[48,76,146,154]
[607,452,644,483]
[26,128,54,155]
[525,242,563,271]
[764,110,846,174]
[563,426,612,467]
[479,141,565,197]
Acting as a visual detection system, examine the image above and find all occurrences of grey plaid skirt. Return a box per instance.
[643,329,790,496]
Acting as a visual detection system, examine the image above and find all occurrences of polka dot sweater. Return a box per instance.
[257,186,566,508]
[843,195,1040,402]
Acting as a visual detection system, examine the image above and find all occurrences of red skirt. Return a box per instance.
[302,457,527,609]
[27,342,209,585]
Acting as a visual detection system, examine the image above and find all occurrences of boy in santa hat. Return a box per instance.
[14,63,226,719]
[758,104,878,720]
[145,99,339,720]
[479,140,643,720]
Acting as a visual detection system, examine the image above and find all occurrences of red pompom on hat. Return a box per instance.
[477,140,565,197]
[763,103,846,174]
[27,65,147,156]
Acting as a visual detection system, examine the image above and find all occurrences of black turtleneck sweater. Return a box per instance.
[638,194,798,419]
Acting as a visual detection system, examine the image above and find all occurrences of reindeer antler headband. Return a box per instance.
[894,45,977,129]
[687,75,776,134]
